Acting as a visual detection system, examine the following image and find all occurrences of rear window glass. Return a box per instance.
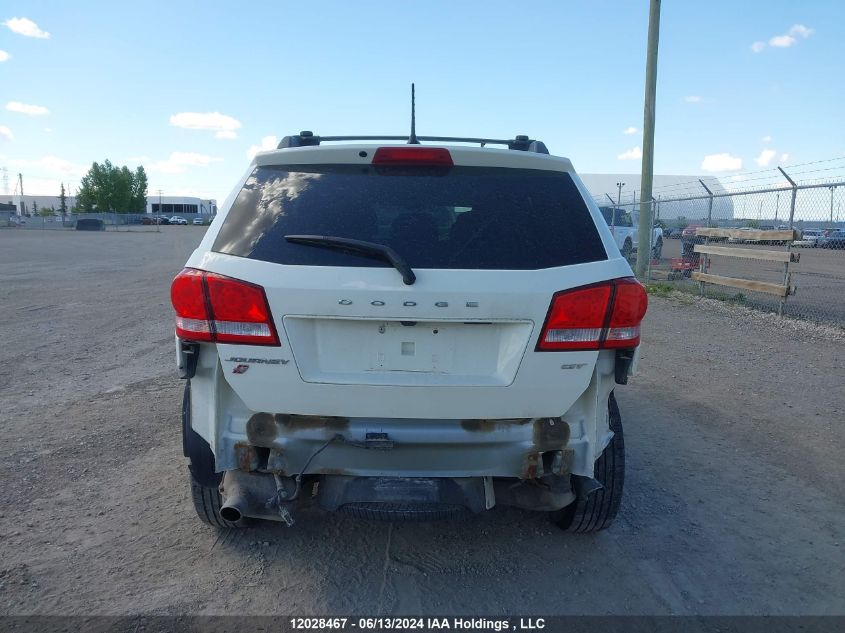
[213,164,607,270]
[598,207,632,226]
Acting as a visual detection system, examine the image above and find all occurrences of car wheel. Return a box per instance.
[550,393,624,533]
[182,382,249,528]
[652,238,663,260]
[188,473,248,529]
[621,240,633,260]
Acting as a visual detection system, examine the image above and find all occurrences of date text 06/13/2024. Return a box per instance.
[289,617,547,631]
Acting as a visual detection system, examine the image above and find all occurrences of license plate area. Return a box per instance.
[284,316,533,387]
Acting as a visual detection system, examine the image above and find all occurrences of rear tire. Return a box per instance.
[652,238,663,260]
[189,473,245,529]
[182,381,221,488]
[182,382,248,528]
[551,393,624,533]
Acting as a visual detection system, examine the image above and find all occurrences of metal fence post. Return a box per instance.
[697,180,715,296]
[777,167,798,316]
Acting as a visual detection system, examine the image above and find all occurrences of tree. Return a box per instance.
[59,183,68,217]
[39,206,53,217]
[31,200,38,216]
[130,166,148,212]
[76,160,148,213]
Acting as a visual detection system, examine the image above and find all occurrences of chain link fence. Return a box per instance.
[0,211,213,230]
[593,179,845,327]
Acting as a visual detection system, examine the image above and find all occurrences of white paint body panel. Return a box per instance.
[180,143,639,476]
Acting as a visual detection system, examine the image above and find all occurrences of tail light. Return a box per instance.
[171,268,280,346]
[372,147,453,167]
[537,278,648,351]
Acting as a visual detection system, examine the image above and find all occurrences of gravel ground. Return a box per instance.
[0,228,843,616]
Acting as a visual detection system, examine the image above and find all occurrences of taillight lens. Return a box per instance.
[537,278,647,351]
[170,268,280,346]
[372,147,453,167]
[171,269,213,342]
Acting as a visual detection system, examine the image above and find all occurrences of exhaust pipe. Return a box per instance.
[219,469,297,524]
[220,471,250,523]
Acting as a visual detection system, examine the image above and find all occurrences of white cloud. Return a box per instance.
[247,135,278,160]
[43,127,52,133]
[762,135,772,143]
[780,153,789,163]
[3,17,50,39]
[7,155,86,177]
[769,35,796,48]
[126,155,150,163]
[701,153,742,172]
[0,125,13,141]
[623,126,638,136]
[757,24,814,51]
[6,101,49,116]
[617,146,642,161]
[147,152,223,174]
[11,175,66,195]
[789,24,814,38]
[755,149,777,167]
[0,50,9,62]
[169,111,241,139]
[684,95,702,103]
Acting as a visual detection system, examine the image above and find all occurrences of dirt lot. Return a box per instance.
[0,228,843,616]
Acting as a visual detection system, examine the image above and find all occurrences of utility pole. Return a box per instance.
[636,0,661,278]
[157,189,163,233]
[18,173,26,215]
[616,182,625,206]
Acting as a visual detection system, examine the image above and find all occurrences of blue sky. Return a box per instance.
[1,0,843,201]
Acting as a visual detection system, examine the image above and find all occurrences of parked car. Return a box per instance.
[171,132,648,533]
[727,227,755,243]
[141,216,163,225]
[192,218,205,226]
[169,216,188,225]
[597,206,664,259]
[819,230,845,249]
[681,225,702,238]
[793,229,823,248]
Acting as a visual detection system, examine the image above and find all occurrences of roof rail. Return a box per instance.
[277,132,549,154]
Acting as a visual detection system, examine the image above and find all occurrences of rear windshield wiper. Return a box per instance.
[284,235,417,285]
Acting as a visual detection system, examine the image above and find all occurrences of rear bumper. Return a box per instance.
[219,469,577,521]
[187,358,618,482]
[231,414,576,480]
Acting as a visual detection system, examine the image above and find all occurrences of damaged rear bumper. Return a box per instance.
[219,469,578,523]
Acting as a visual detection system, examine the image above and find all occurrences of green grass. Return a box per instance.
[645,280,747,304]
[644,282,674,297]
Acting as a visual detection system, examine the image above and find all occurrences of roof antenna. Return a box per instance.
[407,83,420,144]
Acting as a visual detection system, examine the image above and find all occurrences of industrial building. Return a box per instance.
[147,196,217,216]
[580,173,734,220]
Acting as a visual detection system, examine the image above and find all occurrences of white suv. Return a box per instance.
[171,132,647,532]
